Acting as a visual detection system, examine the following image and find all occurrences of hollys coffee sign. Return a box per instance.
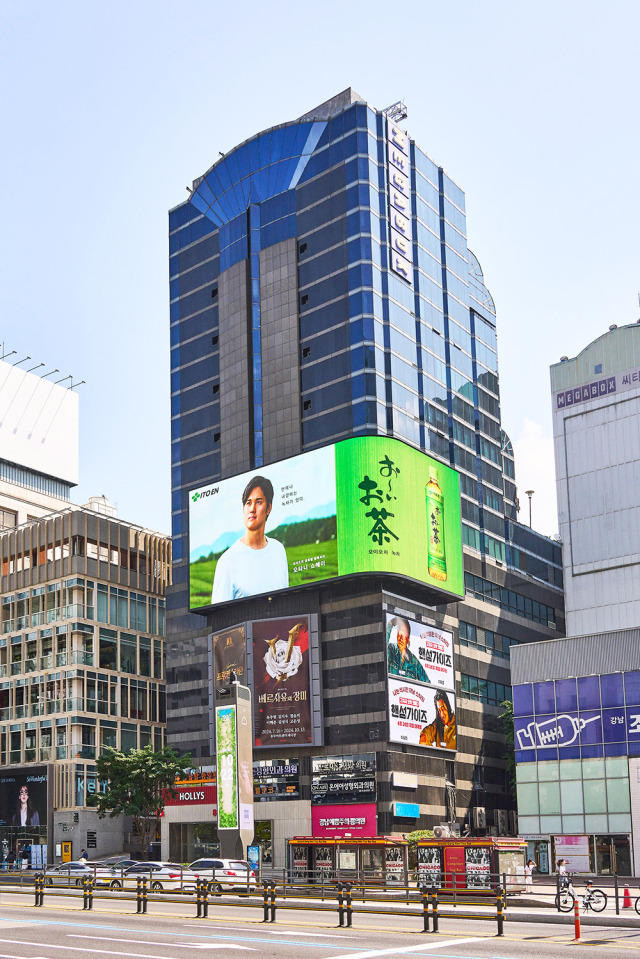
[164,779,217,810]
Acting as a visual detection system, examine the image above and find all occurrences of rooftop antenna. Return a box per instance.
[12,356,31,367]
[382,99,408,122]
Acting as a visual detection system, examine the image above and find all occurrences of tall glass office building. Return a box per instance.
[166,90,564,867]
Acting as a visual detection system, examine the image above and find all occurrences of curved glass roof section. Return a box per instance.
[468,249,496,316]
[190,120,326,228]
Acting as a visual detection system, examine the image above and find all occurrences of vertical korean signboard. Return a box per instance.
[387,119,413,284]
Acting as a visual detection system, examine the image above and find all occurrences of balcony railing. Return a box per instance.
[9,750,20,763]
[24,748,36,762]
[39,654,53,669]
[2,621,15,634]
[0,707,12,721]
[69,651,93,666]
[10,663,22,675]
[62,697,84,712]
[24,658,37,673]
[55,745,67,759]
[14,704,26,718]
[0,665,7,677]
[39,747,53,761]
[62,604,84,618]
[30,702,44,716]
[55,652,67,667]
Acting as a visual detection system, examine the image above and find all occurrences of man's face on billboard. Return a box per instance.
[243,487,270,532]
[396,627,409,655]
[437,699,449,724]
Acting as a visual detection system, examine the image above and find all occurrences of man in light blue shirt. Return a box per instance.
[211,475,289,603]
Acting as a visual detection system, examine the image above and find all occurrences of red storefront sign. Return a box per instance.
[163,783,217,807]
[312,803,377,838]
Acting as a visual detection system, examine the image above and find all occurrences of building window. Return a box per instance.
[460,673,510,706]
[0,509,17,530]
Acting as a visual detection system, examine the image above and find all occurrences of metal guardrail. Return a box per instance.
[15,873,516,936]
[10,869,640,932]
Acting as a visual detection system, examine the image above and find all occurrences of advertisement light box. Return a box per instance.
[189,436,462,610]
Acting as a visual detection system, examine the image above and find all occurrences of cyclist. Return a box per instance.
[557,858,569,886]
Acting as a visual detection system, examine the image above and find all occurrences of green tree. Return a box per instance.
[88,745,193,859]
[404,828,434,870]
[499,699,516,794]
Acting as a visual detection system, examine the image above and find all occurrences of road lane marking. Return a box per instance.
[268,931,362,938]
[0,941,254,957]
[321,939,484,959]
[69,937,255,950]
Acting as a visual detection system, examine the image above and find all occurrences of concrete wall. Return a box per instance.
[52,808,130,863]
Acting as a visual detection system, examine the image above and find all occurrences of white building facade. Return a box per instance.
[512,321,640,877]
[551,323,640,636]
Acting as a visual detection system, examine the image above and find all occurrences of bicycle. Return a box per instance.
[555,877,607,913]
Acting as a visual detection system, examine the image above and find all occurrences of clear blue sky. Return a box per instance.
[1,0,638,537]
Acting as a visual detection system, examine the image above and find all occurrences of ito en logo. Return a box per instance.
[192,492,200,502]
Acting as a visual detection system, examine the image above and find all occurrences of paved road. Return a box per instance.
[1,888,640,958]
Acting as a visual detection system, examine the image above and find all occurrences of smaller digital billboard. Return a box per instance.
[0,767,47,828]
[388,677,457,751]
[253,616,312,747]
[386,615,453,689]
[189,436,463,610]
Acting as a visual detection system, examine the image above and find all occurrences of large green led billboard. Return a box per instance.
[189,436,463,609]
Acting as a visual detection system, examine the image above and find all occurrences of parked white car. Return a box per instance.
[108,861,198,892]
[44,862,113,886]
[189,858,257,893]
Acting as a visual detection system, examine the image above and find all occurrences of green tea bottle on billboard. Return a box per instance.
[426,468,447,581]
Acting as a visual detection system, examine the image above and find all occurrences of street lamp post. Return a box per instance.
[525,490,534,528]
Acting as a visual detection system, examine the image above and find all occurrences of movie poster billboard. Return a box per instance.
[189,436,463,610]
[386,615,453,689]
[0,767,47,828]
[212,624,246,685]
[417,845,442,885]
[388,677,457,751]
[385,846,405,884]
[465,846,491,888]
[253,616,312,747]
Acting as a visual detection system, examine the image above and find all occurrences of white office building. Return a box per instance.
[550,322,640,637]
